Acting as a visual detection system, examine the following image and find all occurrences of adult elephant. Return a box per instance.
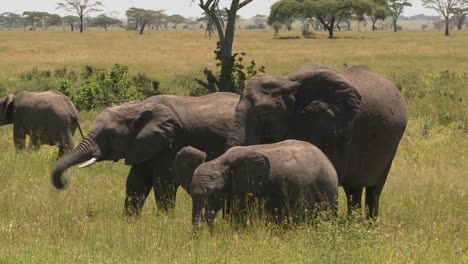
[226,65,407,219]
[0,90,83,158]
[52,92,239,215]
[174,140,338,229]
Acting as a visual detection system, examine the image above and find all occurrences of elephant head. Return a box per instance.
[227,65,362,182]
[52,102,181,189]
[173,146,207,194]
[0,94,14,126]
[174,146,270,229]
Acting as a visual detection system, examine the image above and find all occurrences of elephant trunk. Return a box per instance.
[206,206,216,231]
[191,197,205,231]
[52,135,98,189]
[226,101,259,149]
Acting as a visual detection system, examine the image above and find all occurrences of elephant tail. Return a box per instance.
[76,120,85,139]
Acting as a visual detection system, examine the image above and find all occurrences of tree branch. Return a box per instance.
[238,0,254,10]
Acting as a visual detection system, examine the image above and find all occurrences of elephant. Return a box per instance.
[0,90,83,158]
[51,92,240,215]
[226,64,407,219]
[174,140,338,229]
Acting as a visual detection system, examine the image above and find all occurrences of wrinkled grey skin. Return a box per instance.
[51,92,239,215]
[174,140,338,229]
[226,65,407,219]
[0,90,82,158]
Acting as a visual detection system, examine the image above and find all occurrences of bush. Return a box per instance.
[195,42,266,95]
[16,64,161,110]
[390,70,468,132]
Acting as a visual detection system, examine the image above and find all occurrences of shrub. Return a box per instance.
[195,42,266,95]
[390,70,468,132]
[16,64,161,110]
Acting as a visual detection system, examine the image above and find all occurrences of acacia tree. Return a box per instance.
[268,0,301,31]
[126,8,165,34]
[57,0,103,33]
[62,15,80,31]
[369,0,390,31]
[388,0,412,32]
[168,14,187,29]
[422,0,465,35]
[22,11,43,30]
[92,15,121,30]
[0,12,22,28]
[452,6,468,30]
[195,0,254,93]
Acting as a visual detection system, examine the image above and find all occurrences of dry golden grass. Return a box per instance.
[1,29,468,82]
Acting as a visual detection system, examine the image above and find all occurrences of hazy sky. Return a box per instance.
[2,0,437,18]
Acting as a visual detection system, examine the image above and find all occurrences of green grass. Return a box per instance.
[0,29,467,263]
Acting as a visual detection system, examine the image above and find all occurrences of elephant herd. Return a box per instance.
[1,64,407,230]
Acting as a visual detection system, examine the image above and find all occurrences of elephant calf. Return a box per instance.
[0,90,83,158]
[174,140,338,229]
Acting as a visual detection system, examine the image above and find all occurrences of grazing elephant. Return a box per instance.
[226,65,407,219]
[0,90,83,158]
[52,92,239,215]
[174,140,338,229]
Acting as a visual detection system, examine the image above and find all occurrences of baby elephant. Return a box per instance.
[0,90,83,158]
[174,140,338,229]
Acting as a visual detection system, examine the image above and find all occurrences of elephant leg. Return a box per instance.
[58,135,74,158]
[29,135,41,150]
[365,186,381,220]
[13,125,26,151]
[343,185,363,216]
[152,171,177,211]
[124,164,153,216]
[266,195,284,224]
[57,146,66,159]
[365,156,394,220]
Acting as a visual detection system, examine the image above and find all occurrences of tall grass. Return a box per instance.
[0,29,466,263]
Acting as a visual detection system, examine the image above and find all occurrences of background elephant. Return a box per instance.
[52,92,239,215]
[0,90,83,158]
[226,64,407,219]
[174,140,338,229]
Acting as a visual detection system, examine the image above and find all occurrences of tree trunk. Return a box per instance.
[445,18,449,36]
[70,24,74,31]
[140,22,146,35]
[393,18,397,32]
[372,20,376,31]
[80,15,84,33]
[217,3,238,93]
[327,27,334,39]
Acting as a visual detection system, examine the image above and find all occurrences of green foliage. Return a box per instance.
[125,7,166,34]
[91,15,122,30]
[16,65,160,110]
[390,70,468,131]
[269,0,376,38]
[214,42,266,94]
[22,11,62,30]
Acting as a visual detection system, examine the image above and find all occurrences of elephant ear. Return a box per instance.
[174,146,207,194]
[125,104,181,165]
[2,94,14,123]
[288,66,362,132]
[227,147,270,198]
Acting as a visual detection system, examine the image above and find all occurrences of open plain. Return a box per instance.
[0,29,467,263]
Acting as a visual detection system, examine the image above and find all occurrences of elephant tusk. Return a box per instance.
[78,158,97,168]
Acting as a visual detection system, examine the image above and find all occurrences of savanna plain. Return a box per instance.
[0,29,467,263]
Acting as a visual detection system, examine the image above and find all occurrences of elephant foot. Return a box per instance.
[124,196,145,217]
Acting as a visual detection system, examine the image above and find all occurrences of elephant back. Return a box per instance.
[341,65,407,130]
